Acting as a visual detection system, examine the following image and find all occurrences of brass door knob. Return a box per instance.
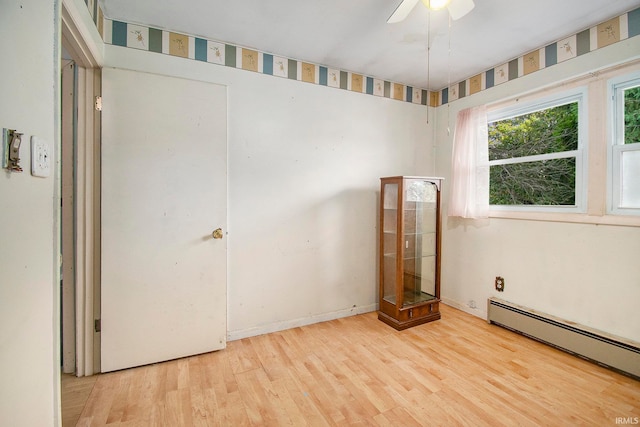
[212,228,224,239]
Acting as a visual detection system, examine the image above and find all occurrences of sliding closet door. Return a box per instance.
[101,68,227,372]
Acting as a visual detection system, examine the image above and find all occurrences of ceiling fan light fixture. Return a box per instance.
[387,0,473,24]
[421,0,451,10]
[447,0,475,20]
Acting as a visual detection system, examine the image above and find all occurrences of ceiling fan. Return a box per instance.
[387,0,475,23]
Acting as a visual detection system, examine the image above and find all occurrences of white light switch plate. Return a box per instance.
[31,136,51,177]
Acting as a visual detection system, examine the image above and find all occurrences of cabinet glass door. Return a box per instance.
[382,182,398,305]
[402,179,437,307]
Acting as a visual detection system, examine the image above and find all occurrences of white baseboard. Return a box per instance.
[228,299,488,342]
[227,303,378,341]
[441,297,487,320]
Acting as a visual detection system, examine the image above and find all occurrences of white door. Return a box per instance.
[101,68,227,372]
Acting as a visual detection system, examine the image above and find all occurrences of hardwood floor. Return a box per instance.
[66,304,640,426]
[61,373,98,426]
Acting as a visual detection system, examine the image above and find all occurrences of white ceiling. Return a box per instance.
[101,0,640,90]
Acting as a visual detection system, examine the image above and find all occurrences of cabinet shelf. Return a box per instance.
[378,176,443,330]
[383,290,437,306]
[383,231,436,235]
[383,253,436,260]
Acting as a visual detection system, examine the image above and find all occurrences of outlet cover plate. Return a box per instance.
[31,136,51,177]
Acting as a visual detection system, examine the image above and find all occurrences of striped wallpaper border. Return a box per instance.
[92,4,640,107]
[438,8,640,105]
[101,17,433,106]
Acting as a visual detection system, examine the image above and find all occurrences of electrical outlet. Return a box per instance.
[495,276,505,292]
[31,136,51,177]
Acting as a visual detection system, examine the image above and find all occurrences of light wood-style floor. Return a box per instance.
[62,373,98,426]
[64,304,640,426]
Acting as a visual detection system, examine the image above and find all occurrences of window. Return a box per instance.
[610,72,640,216]
[487,90,586,212]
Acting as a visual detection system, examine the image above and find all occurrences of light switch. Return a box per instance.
[2,128,24,172]
[31,136,51,177]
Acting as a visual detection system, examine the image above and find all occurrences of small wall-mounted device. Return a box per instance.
[2,128,24,172]
[31,136,51,177]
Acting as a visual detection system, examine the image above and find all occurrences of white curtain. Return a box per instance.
[449,105,489,219]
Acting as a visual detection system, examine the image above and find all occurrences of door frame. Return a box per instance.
[60,58,76,374]
[61,0,102,376]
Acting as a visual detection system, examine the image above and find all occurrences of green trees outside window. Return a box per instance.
[488,103,579,206]
[624,86,640,145]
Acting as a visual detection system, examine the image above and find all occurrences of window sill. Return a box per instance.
[489,210,640,227]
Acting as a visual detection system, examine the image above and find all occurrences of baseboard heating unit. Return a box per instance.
[487,298,640,379]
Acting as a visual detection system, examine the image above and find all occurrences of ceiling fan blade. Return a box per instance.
[447,0,475,20]
[387,0,420,23]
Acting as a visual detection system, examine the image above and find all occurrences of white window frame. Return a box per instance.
[608,71,640,216]
[487,88,588,214]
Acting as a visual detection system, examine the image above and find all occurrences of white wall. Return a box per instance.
[436,37,640,342]
[104,46,434,340]
[0,1,60,426]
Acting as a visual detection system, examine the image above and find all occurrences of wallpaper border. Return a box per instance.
[92,3,639,107]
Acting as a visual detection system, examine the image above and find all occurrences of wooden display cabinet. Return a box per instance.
[378,176,443,330]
